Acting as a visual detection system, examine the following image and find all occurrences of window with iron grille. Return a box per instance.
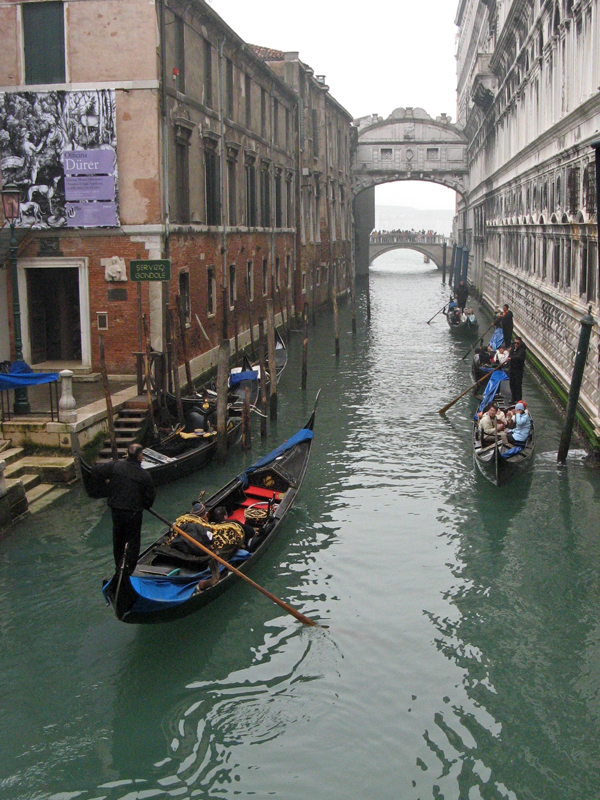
[23,2,65,85]
[584,166,596,214]
[567,167,580,215]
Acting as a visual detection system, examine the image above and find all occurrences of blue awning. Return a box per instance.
[475,370,509,417]
[239,427,314,486]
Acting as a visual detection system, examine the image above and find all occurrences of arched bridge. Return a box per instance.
[369,233,450,268]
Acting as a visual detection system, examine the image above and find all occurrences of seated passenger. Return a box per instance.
[494,345,509,366]
[468,309,477,324]
[479,403,507,445]
[501,401,531,447]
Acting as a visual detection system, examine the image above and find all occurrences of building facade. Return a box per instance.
[0,0,352,378]
[456,0,600,437]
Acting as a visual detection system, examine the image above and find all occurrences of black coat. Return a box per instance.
[457,285,469,308]
[91,458,156,512]
[502,310,514,342]
[509,341,526,375]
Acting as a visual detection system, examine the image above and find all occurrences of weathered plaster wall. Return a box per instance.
[0,5,19,85]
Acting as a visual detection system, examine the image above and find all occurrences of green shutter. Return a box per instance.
[23,2,66,85]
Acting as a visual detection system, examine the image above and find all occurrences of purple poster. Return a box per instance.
[0,89,119,228]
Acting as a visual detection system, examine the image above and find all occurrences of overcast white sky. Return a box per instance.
[212,0,459,210]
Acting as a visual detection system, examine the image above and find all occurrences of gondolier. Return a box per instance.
[91,443,156,574]
[501,304,514,346]
[508,336,527,403]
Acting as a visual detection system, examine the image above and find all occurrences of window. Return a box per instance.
[245,74,252,129]
[579,241,588,296]
[228,264,236,308]
[312,109,319,156]
[275,256,280,290]
[179,271,190,323]
[175,138,190,223]
[316,266,320,286]
[584,166,596,214]
[286,255,291,288]
[246,260,254,301]
[228,158,237,226]
[273,98,279,144]
[23,2,65,85]
[205,143,221,226]
[207,266,216,316]
[174,16,185,93]
[301,271,306,294]
[275,171,283,228]
[286,175,293,228]
[553,240,561,285]
[315,177,321,242]
[286,108,291,150]
[261,89,267,138]
[262,258,268,296]
[381,148,392,161]
[226,58,234,119]
[260,163,271,227]
[204,39,213,108]
[427,148,439,160]
[245,157,257,227]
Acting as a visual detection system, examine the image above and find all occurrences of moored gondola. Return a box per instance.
[472,372,535,485]
[101,399,318,624]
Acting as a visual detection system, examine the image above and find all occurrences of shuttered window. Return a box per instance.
[23,2,65,85]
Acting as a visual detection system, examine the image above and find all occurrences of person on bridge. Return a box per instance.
[456,281,469,310]
[501,303,514,346]
[508,336,527,403]
[91,442,156,575]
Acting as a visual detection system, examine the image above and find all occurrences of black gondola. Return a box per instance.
[166,330,287,416]
[75,414,242,490]
[446,308,479,336]
[472,416,535,485]
[101,399,318,624]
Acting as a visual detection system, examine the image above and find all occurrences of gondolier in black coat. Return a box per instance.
[456,281,469,310]
[501,303,514,346]
[91,443,156,573]
[508,336,527,403]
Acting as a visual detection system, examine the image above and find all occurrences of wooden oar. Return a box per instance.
[427,302,449,325]
[438,365,503,416]
[148,508,320,627]
[460,321,494,360]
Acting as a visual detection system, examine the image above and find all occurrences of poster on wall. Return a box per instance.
[0,89,119,228]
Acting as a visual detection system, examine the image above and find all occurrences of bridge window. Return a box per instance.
[427,148,440,161]
[381,148,393,161]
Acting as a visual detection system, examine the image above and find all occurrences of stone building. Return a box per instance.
[0,0,352,379]
[456,0,600,437]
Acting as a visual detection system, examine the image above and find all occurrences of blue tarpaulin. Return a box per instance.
[475,370,509,417]
[489,328,504,350]
[229,370,258,386]
[0,361,58,391]
[501,446,523,459]
[239,427,314,486]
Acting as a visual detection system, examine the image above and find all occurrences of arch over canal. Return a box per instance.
[352,108,468,275]
[369,233,450,269]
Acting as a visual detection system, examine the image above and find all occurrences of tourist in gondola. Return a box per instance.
[501,401,531,447]
[501,303,514,346]
[457,280,469,310]
[508,335,527,403]
[91,443,156,574]
[493,345,510,366]
[479,402,507,445]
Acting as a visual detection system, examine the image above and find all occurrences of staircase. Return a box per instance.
[95,399,149,462]
[2,445,76,514]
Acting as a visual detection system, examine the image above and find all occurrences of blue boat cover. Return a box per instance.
[501,446,523,459]
[239,427,314,486]
[0,361,58,391]
[475,370,509,417]
[489,328,504,350]
[229,370,258,386]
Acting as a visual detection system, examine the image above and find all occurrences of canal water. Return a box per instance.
[3,249,600,800]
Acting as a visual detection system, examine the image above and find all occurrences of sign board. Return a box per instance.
[130,259,171,282]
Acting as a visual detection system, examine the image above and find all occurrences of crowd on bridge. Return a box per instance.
[370,229,445,244]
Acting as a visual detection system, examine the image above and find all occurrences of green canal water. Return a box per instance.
[3,250,600,800]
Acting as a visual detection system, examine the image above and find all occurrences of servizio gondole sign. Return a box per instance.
[130,260,172,281]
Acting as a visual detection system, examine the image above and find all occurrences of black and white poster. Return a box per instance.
[0,89,119,228]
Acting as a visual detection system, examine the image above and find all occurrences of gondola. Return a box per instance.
[75,413,242,490]
[446,308,479,336]
[472,371,535,485]
[101,397,318,624]
[166,329,288,416]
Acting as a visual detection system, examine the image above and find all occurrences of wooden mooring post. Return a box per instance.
[176,293,193,394]
[99,334,118,460]
[332,264,340,359]
[242,385,251,450]
[266,299,277,421]
[142,315,158,438]
[258,316,268,438]
[216,339,230,460]
[301,302,308,390]
[168,308,184,426]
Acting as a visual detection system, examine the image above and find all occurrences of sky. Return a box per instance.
[211,0,460,211]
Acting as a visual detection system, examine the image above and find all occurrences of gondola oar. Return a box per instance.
[460,321,494,360]
[148,508,320,627]
[427,302,448,325]
[438,365,502,416]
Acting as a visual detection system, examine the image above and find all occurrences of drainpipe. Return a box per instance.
[219,37,227,341]
[270,88,275,303]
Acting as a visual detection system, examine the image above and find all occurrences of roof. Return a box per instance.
[251,45,286,62]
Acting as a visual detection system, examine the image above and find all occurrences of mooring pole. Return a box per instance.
[557,306,595,464]
[454,245,463,291]
[241,384,251,451]
[448,244,456,292]
[258,316,268,438]
[301,301,308,390]
[216,339,230,460]
[442,241,447,284]
[266,299,277,420]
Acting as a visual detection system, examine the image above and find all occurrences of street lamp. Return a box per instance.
[1,183,30,414]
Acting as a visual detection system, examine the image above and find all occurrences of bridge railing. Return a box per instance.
[369,233,448,245]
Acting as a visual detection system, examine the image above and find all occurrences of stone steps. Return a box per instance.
[1,447,25,466]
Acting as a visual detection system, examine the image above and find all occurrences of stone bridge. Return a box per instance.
[369,233,450,268]
[352,107,468,275]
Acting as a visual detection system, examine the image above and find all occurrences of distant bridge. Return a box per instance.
[369,233,450,268]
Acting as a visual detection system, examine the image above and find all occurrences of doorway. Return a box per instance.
[27,268,82,363]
